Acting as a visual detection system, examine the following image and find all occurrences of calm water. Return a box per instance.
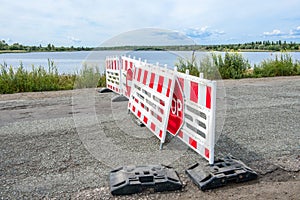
[0,51,300,74]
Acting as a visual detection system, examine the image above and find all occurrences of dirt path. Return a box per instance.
[0,76,299,199]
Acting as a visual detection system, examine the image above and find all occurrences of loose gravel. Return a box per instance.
[0,76,299,199]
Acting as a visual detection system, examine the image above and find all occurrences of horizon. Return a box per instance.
[2,39,300,48]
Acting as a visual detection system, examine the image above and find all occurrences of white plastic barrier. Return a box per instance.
[128,61,176,145]
[167,71,217,164]
[104,55,217,164]
[105,56,122,94]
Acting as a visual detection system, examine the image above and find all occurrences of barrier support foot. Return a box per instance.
[98,88,113,93]
[186,155,258,191]
[110,165,182,195]
[112,95,128,102]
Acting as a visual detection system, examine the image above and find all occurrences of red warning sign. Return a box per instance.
[167,78,184,135]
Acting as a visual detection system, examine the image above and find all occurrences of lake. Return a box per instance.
[1,51,300,74]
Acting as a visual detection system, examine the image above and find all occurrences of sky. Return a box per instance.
[1,0,300,47]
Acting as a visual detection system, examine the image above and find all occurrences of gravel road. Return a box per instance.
[0,76,299,199]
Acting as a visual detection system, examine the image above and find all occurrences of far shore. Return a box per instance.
[1,49,300,54]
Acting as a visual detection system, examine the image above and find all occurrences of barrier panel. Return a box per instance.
[128,61,176,146]
[121,56,137,98]
[104,55,216,164]
[105,56,122,94]
[167,71,217,165]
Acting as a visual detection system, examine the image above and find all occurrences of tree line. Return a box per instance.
[1,40,299,53]
[0,40,93,52]
[90,41,300,52]
[200,40,300,51]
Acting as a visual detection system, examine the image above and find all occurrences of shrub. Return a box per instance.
[0,60,106,94]
[175,52,251,79]
[175,51,200,76]
[213,52,251,79]
[253,54,299,77]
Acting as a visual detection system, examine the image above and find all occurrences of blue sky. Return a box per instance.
[1,0,300,47]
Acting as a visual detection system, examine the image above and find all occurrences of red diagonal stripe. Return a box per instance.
[189,137,197,149]
[190,81,198,103]
[142,70,148,85]
[137,68,142,82]
[149,73,155,89]
[166,79,172,97]
[159,130,162,138]
[143,116,148,124]
[150,122,156,132]
[205,148,210,158]
[157,75,164,93]
[206,86,211,109]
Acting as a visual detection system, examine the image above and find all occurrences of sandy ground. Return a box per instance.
[0,76,299,199]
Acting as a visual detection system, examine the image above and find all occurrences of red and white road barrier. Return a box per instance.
[104,55,137,98]
[103,55,217,164]
[105,56,122,94]
[168,71,217,164]
[128,61,176,146]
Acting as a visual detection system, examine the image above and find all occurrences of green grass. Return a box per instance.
[0,59,106,94]
[252,54,300,77]
[176,52,300,80]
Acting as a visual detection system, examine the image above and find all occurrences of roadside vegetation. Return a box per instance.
[0,59,105,94]
[176,52,300,80]
[1,51,299,94]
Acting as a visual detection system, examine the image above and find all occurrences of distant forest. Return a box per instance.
[0,40,93,52]
[0,40,299,53]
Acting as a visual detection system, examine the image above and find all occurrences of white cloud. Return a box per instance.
[290,26,300,36]
[262,26,300,39]
[185,27,225,39]
[101,28,195,47]
[68,36,81,44]
[263,29,285,36]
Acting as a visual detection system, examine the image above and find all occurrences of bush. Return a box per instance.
[175,52,251,79]
[253,54,300,77]
[175,52,300,79]
[213,52,251,79]
[0,60,106,94]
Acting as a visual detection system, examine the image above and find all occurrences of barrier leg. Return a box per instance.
[159,142,163,150]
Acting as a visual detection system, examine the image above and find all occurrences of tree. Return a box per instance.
[0,40,9,50]
[47,43,51,51]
